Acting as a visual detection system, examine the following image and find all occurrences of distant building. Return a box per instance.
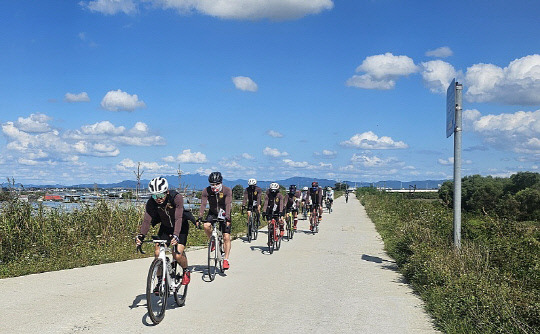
[44,194,63,201]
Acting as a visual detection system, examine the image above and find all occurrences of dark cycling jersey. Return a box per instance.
[284,190,301,212]
[199,185,233,220]
[242,185,262,210]
[139,190,184,236]
[263,190,284,216]
[308,187,323,206]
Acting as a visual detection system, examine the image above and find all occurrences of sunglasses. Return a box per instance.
[152,192,167,200]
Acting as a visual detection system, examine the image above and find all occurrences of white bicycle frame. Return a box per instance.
[153,240,181,295]
[210,220,225,262]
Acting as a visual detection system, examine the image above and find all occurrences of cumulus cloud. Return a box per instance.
[421,60,458,93]
[100,89,146,111]
[232,76,258,92]
[263,147,288,157]
[14,113,52,133]
[266,130,283,138]
[163,149,208,163]
[340,131,408,149]
[87,0,334,20]
[80,0,137,15]
[64,92,90,102]
[116,158,169,171]
[242,153,254,160]
[350,154,403,168]
[438,157,454,165]
[65,121,165,146]
[346,53,419,90]
[465,54,540,105]
[425,46,453,58]
[282,159,332,170]
[314,150,337,158]
[464,108,540,154]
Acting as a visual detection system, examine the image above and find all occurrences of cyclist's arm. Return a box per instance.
[183,209,197,225]
[278,194,285,214]
[173,194,184,236]
[224,186,233,220]
[256,187,262,207]
[262,190,269,212]
[199,188,208,219]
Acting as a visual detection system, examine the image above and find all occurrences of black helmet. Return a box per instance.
[208,171,223,184]
[289,185,296,193]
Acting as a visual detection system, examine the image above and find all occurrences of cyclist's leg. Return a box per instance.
[221,221,232,264]
[293,210,298,229]
[203,214,214,239]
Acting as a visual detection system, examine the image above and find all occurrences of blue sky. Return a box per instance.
[1,0,540,185]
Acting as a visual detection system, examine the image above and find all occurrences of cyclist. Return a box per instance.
[136,177,191,288]
[283,185,301,230]
[300,186,309,217]
[197,172,233,270]
[325,186,334,211]
[242,178,262,226]
[345,188,349,203]
[308,181,323,229]
[263,182,284,237]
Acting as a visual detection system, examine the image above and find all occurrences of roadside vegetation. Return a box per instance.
[0,191,254,278]
[357,172,539,334]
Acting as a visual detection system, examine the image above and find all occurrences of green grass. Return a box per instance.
[358,191,540,334]
[0,197,255,278]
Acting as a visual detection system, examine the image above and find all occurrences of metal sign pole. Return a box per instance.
[453,83,463,249]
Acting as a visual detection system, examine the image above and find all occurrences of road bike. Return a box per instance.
[309,206,319,234]
[285,210,295,240]
[266,213,281,254]
[345,192,349,203]
[301,201,308,220]
[207,218,225,281]
[243,203,259,242]
[325,198,333,213]
[137,237,188,325]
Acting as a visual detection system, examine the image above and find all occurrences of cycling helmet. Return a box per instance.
[148,177,168,194]
[248,178,257,186]
[289,185,297,193]
[327,187,332,191]
[311,181,318,187]
[269,182,279,193]
[208,171,223,184]
[302,186,308,191]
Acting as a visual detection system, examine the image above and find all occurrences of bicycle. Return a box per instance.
[285,210,295,240]
[309,205,319,234]
[243,203,259,242]
[266,213,281,254]
[137,237,188,325]
[301,201,308,220]
[207,218,225,281]
[326,198,332,213]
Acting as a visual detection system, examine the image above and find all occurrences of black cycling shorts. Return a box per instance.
[205,214,231,234]
[157,225,188,248]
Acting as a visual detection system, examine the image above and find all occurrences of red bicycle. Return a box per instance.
[266,213,281,254]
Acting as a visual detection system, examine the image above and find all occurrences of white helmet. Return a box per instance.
[327,187,332,191]
[269,182,279,191]
[248,178,257,186]
[302,186,308,191]
[148,177,168,194]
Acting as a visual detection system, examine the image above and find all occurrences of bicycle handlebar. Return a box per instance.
[136,237,169,254]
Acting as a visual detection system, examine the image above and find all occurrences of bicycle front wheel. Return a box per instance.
[267,224,274,254]
[207,236,217,281]
[286,215,293,240]
[146,258,168,325]
[252,213,259,240]
[173,262,188,307]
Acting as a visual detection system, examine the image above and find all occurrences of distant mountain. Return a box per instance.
[25,174,448,190]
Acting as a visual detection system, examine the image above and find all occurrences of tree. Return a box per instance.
[232,184,244,200]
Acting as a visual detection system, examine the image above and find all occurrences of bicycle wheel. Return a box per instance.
[146,258,168,325]
[275,224,281,250]
[252,213,259,240]
[173,262,188,307]
[207,236,217,281]
[218,237,224,273]
[246,215,252,243]
[286,215,293,240]
[310,214,316,234]
[267,223,274,254]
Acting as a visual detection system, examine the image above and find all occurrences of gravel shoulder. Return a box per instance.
[0,196,439,333]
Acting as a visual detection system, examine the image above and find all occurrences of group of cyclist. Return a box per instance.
[135,172,336,288]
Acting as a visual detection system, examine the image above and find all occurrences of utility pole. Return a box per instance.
[133,162,144,201]
[177,164,182,192]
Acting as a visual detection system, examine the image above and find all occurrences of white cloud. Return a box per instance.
[130,0,333,20]
[346,53,419,90]
[464,109,540,154]
[263,147,288,157]
[232,76,258,92]
[196,167,214,175]
[65,121,165,146]
[15,114,52,133]
[164,149,208,163]
[116,158,169,171]
[266,130,283,138]
[282,159,332,170]
[219,160,246,170]
[425,46,453,58]
[340,131,408,149]
[465,54,540,105]
[80,0,137,15]
[242,153,254,160]
[64,92,90,102]
[100,89,146,111]
[421,60,458,93]
[314,150,337,158]
[350,154,402,168]
[438,157,454,165]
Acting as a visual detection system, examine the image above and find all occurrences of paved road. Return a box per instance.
[0,196,439,333]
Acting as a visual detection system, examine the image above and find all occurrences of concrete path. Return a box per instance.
[0,196,439,333]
